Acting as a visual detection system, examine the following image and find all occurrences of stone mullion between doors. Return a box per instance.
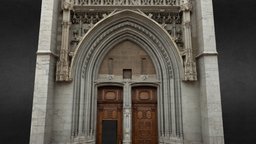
[122,81,132,144]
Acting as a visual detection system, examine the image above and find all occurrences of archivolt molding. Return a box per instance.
[71,10,183,78]
[82,21,175,78]
[56,0,197,81]
[69,10,184,143]
[73,0,180,6]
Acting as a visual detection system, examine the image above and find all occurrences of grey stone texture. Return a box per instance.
[30,0,224,144]
[195,0,225,143]
[30,0,59,143]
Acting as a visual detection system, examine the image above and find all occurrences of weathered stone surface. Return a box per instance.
[196,0,225,143]
[30,0,59,143]
[30,0,225,144]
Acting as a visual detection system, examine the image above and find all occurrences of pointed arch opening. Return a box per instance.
[70,10,184,144]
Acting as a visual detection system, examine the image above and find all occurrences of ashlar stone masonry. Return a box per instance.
[30,0,224,144]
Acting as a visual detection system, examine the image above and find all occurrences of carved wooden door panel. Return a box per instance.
[132,87,158,144]
[97,87,123,144]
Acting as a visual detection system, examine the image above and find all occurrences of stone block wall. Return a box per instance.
[30,0,59,143]
[30,0,225,143]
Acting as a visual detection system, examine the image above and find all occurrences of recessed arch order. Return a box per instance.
[70,10,185,143]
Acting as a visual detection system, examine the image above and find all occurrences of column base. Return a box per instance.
[72,135,95,144]
[159,136,184,144]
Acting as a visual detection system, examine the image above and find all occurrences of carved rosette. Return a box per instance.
[56,0,197,81]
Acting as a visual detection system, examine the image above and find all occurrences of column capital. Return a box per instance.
[62,1,73,11]
[180,0,192,12]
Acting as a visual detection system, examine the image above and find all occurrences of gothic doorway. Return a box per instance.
[31,4,225,143]
[71,10,184,144]
[97,86,123,144]
[95,40,159,144]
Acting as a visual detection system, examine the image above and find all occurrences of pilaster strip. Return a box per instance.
[181,0,197,81]
[196,0,225,143]
[56,0,73,81]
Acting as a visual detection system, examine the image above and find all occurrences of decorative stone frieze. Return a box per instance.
[73,0,180,6]
[56,0,197,81]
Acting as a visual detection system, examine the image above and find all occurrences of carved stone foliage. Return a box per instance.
[56,0,197,81]
[73,0,179,6]
[69,12,110,56]
[69,11,184,54]
[146,12,184,49]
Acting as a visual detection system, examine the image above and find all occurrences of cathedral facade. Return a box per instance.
[30,0,224,144]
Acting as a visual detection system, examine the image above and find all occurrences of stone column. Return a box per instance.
[196,0,225,144]
[123,81,132,144]
[29,0,59,144]
[56,1,72,81]
[181,0,197,81]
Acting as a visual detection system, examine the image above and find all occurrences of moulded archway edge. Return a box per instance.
[69,10,185,143]
[70,9,184,79]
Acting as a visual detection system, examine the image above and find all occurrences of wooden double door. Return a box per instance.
[97,86,157,144]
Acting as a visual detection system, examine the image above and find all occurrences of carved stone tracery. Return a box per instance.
[56,0,197,81]
[74,0,179,6]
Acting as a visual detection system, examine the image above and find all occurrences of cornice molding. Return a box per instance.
[196,51,218,59]
[37,50,59,58]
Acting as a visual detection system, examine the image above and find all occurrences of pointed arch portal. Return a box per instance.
[71,10,184,144]
[30,1,225,143]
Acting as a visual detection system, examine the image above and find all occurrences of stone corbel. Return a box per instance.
[62,0,73,11]
[180,0,192,12]
[184,53,197,81]
[56,0,73,81]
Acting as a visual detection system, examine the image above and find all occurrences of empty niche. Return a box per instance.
[141,57,147,75]
[123,69,132,79]
[108,58,113,75]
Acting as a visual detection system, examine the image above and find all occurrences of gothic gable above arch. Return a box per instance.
[56,0,197,81]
